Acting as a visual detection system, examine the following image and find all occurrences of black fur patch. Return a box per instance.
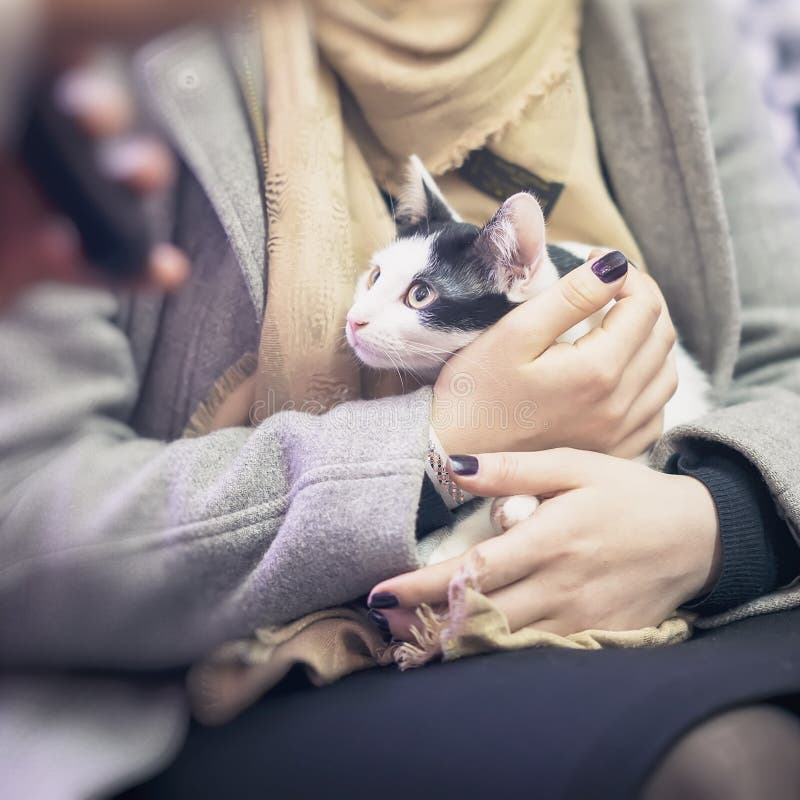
[419,292,517,332]
[416,223,516,332]
[546,244,584,277]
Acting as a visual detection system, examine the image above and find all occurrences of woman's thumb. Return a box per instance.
[493,250,629,360]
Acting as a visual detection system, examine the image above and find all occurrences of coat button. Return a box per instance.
[177,67,201,92]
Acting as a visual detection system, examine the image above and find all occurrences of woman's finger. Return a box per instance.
[373,496,588,640]
[617,275,676,379]
[609,309,677,418]
[631,351,679,420]
[609,356,677,456]
[478,574,556,633]
[367,605,422,643]
[143,244,191,292]
[55,67,135,138]
[489,251,630,362]
[369,561,463,616]
[448,448,602,498]
[54,66,177,195]
[368,508,569,618]
[610,408,666,460]
[98,137,176,193]
[576,267,664,367]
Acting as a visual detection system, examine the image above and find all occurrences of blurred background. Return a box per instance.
[728,0,800,179]
[3,0,800,307]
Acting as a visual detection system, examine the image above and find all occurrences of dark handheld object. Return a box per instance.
[20,79,152,278]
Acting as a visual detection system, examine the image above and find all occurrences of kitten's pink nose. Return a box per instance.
[347,317,368,336]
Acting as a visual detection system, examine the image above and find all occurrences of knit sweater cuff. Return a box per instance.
[668,445,800,616]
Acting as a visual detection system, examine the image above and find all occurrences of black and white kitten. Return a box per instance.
[346,157,711,564]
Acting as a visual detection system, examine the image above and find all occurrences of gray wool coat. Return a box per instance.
[2,0,800,796]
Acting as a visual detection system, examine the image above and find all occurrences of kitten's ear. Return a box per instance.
[474,192,546,302]
[395,155,462,235]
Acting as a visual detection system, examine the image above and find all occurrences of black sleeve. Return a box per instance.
[667,444,800,616]
[415,475,455,539]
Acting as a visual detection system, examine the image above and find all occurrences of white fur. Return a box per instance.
[485,216,519,280]
[665,345,711,433]
[347,235,480,381]
[491,494,542,534]
[426,501,496,564]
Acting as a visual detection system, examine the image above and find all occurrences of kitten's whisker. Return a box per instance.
[381,346,427,385]
[383,349,407,393]
[393,354,425,384]
[402,342,498,381]
[399,342,467,368]
[381,342,453,380]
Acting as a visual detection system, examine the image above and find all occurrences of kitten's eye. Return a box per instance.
[406,281,437,309]
[367,267,381,288]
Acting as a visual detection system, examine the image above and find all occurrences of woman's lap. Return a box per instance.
[127,608,800,800]
[642,704,800,799]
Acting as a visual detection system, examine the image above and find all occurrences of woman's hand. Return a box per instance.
[1,64,187,307]
[369,449,722,640]
[1,0,240,306]
[432,253,678,459]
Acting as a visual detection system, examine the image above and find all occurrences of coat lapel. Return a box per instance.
[136,28,267,318]
[582,0,740,387]
[137,6,741,386]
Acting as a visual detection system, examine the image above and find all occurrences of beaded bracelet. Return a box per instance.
[425,426,474,510]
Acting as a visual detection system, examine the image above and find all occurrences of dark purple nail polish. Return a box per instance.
[449,455,479,476]
[368,609,391,634]
[591,250,628,283]
[368,592,399,609]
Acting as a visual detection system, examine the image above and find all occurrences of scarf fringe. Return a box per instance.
[371,25,581,187]
[184,352,258,438]
[427,29,580,178]
[392,604,447,670]
[391,551,488,670]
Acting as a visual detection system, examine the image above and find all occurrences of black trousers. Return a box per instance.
[125,608,800,800]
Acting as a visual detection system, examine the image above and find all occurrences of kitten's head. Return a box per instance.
[346,156,553,380]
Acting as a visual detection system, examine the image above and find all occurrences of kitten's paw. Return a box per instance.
[490,494,540,533]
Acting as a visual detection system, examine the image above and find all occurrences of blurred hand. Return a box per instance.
[369,449,721,640]
[432,253,678,459]
[41,0,247,47]
[0,65,188,308]
[1,0,250,306]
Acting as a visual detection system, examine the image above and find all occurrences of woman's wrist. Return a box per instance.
[429,393,458,455]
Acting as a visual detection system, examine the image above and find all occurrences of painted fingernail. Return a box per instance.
[368,592,399,609]
[591,250,628,283]
[368,609,391,634]
[449,455,479,476]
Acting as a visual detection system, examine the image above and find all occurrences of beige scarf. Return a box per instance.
[186,0,682,720]
[187,0,644,433]
[190,557,691,726]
